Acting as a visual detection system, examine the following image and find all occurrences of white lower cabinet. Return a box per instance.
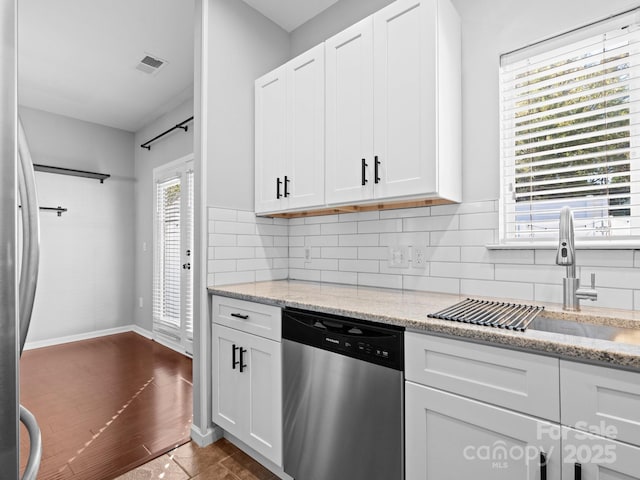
[561,427,640,479]
[212,323,282,467]
[405,381,561,479]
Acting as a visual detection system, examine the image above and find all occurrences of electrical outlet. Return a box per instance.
[388,246,410,268]
[138,297,144,308]
[304,246,312,263]
[413,246,427,268]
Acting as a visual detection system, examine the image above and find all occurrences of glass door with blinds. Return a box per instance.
[153,156,194,354]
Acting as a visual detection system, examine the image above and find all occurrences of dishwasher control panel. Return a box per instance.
[283,308,404,370]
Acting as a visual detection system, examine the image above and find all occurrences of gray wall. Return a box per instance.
[452,0,638,202]
[205,0,290,211]
[20,107,135,343]
[290,0,394,56]
[134,97,194,332]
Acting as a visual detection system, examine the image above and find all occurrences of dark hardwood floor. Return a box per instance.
[20,332,193,480]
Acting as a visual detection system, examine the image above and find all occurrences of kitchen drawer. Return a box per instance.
[212,295,281,341]
[561,360,640,447]
[405,332,560,421]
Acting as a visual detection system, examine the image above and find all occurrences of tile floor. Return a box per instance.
[115,438,278,480]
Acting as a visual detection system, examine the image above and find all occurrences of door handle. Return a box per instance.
[276,177,282,199]
[239,347,247,373]
[374,156,380,184]
[361,158,368,186]
[182,263,191,270]
[574,463,581,480]
[540,452,547,480]
[232,344,240,369]
[284,175,290,197]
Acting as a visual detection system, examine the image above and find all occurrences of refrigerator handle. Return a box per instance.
[17,117,40,354]
[19,406,42,480]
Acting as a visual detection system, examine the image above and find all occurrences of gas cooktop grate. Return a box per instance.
[428,298,544,332]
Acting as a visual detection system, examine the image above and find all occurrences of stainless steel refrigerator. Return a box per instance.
[1,0,42,477]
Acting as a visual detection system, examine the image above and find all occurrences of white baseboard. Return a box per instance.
[24,324,154,351]
[190,424,223,447]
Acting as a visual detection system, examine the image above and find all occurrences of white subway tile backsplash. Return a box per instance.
[321,270,358,285]
[321,222,357,235]
[459,212,499,231]
[431,229,495,247]
[321,247,358,259]
[461,279,534,301]
[462,247,534,264]
[207,206,638,312]
[358,273,402,289]
[403,215,458,232]
[358,246,389,260]
[340,259,379,273]
[213,271,255,286]
[339,234,379,247]
[214,246,255,260]
[430,262,494,280]
[358,219,402,234]
[495,264,561,285]
[290,224,321,236]
[403,275,460,294]
[305,235,339,247]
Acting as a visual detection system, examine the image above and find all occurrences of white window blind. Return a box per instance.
[500,19,640,241]
[153,176,182,331]
[184,169,194,340]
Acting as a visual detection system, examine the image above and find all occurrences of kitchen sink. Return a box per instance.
[528,316,640,346]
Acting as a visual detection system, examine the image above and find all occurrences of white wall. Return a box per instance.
[205,0,290,211]
[20,107,135,342]
[133,97,194,332]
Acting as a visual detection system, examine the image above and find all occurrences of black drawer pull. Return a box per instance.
[232,344,240,370]
[276,177,282,199]
[575,463,581,480]
[230,312,249,320]
[239,347,247,373]
[540,452,547,480]
[361,158,368,186]
[374,155,380,184]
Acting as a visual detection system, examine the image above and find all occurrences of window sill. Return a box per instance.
[487,240,640,250]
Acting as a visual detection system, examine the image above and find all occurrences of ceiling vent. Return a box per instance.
[135,54,167,75]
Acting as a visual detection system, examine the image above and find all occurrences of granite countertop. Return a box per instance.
[208,280,640,371]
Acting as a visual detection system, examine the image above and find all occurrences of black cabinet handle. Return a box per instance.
[540,452,547,480]
[232,344,240,370]
[284,175,290,197]
[575,463,581,480]
[276,177,282,199]
[374,156,380,184]
[230,312,249,320]
[361,158,368,186]
[239,347,247,373]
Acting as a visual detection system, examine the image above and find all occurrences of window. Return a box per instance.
[500,11,640,242]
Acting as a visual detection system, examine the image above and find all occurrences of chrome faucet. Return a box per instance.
[556,206,598,311]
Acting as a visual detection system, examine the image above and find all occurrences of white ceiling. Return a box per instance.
[241,0,339,32]
[18,0,195,133]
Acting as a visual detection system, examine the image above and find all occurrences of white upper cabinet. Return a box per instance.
[255,66,287,214]
[326,0,461,206]
[325,17,375,205]
[255,46,325,215]
[287,44,326,211]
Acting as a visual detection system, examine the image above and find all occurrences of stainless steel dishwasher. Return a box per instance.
[282,308,404,480]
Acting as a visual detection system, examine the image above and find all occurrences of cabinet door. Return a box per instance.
[325,16,374,205]
[406,381,561,480]
[212,324,247,437]
[255,66,287,214]
[286,44,325,210]
[562,427,640,479]
[373,0,437,200]
[243,332,282,467]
